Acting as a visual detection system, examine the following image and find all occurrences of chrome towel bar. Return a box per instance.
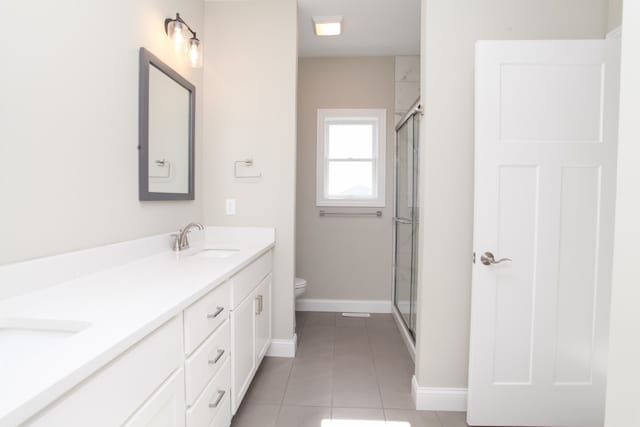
[319,210,382,217]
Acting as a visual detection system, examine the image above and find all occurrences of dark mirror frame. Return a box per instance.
[139,47,195,201]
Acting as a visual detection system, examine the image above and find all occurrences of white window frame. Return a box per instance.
[316,108,386,207]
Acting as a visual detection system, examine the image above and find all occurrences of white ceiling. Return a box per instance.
[298,0,421,57]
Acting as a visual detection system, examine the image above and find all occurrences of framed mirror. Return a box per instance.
[139,47,195,200]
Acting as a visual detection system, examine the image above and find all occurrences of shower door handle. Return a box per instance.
[393,217,413,224]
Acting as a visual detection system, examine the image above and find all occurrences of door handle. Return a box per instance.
[480,251,512,266]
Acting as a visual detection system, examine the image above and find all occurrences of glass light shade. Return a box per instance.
[188,38,203,69]
[167,20,188,52]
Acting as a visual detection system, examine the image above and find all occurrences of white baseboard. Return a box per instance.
[411,376,468,411]
[266,334,297,358]
[295,298,392,313]
[391,305,415,362]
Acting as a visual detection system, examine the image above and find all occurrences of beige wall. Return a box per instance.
[605,2,640,425]
[608,0,623,30]
[296,57,395,302]
[202,0,297,341]
[416,0,609,388]
[0,0,204,265]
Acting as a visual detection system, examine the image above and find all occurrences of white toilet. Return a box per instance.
[295,277,308,299]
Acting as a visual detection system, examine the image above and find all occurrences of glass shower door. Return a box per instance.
[393,108,419,337]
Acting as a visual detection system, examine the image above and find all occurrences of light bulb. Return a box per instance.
[188,38,203,68]
[167,20,188,53]
[174,27,184,51]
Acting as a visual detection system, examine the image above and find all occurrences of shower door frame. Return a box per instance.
[392,99,421,340]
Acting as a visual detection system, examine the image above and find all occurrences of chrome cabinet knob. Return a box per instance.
[480,251,512,266]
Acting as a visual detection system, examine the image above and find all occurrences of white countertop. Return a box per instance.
[0,227,275,427]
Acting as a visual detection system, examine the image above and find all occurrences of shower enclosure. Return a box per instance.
[393,101,420,339]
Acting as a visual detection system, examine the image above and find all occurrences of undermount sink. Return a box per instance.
[0,318,91,369]
[189,248,240,259]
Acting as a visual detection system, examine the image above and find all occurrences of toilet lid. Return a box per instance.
[295,277,307,288]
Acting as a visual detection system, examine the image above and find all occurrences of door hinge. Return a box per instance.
[472,252,476,264]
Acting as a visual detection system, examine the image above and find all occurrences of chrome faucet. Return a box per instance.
[173,222,205,252]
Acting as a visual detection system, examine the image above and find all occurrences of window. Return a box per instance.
[316,109,386,207]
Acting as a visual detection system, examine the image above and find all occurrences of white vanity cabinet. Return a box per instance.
[19,249,273,427]
[24,316,184,427]
[230,252,273,414]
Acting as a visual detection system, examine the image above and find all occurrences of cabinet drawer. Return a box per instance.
[230,251,272,309]
[209,394,231,427]
[184,282,230,355]
[122,368,185,427]
[25,317,182,427]
[185,320,230,405]
[186,359,231,427]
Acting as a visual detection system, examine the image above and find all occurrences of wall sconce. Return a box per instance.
[164,13,202,69]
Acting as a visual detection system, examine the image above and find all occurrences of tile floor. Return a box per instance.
[231,312,469,427]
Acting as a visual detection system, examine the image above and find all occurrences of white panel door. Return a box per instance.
[468,38,620,427]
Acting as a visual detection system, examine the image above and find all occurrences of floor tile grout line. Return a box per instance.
[330,312,337,409]
[235,313,447,426]
[434,410,453,427]
[280,312,300,409]
[278,355,296,407]
[365,315,388,415]
[272,403,284,427]
[435,410,443,427]
[275,312,304,425]
[295,312,306,346]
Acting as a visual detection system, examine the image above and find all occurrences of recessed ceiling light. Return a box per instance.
[313,16,343,36]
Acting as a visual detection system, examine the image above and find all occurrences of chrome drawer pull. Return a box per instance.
[209,390,226,409]
[208,349,225,365]
[207,306,224,319]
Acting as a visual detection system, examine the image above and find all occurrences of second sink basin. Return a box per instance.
[0,318,91,371]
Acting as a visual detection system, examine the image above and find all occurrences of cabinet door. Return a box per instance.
[123,368,185,427]
[255,274,272,363]
[230,291,256,414]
